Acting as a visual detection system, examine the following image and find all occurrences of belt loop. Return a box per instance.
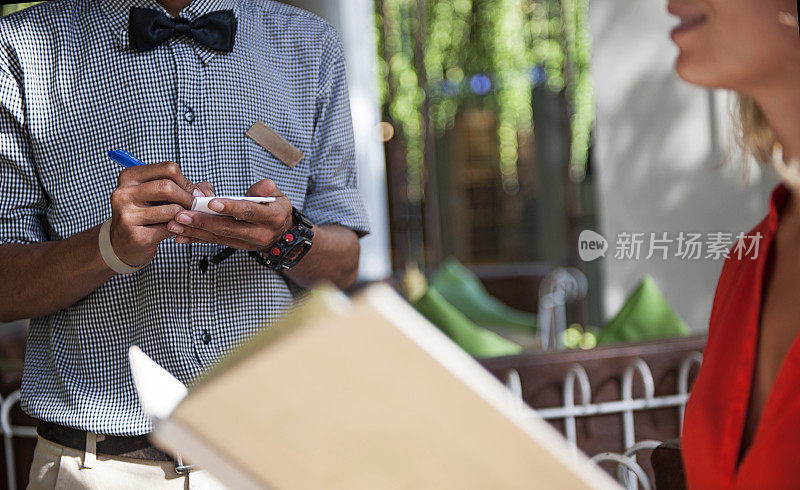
[174,452,196,475]
[83,433,105,469]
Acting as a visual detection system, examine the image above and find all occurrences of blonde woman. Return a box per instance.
[671,0,800,488]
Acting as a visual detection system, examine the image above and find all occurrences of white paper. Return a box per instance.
[192,197,278,216]
[129,346,188,421]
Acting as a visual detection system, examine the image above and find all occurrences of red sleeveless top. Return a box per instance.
[682,185,800,489]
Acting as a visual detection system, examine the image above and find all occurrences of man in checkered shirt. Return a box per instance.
[0,0,370,487]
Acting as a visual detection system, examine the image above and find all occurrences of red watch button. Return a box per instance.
[285,233,295,243]
[271,247,281,256]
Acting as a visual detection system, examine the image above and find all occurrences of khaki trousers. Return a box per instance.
[26,437,228,490]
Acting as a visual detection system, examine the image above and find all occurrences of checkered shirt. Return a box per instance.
[0,0,370,435]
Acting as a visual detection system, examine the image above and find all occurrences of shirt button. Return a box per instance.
[201,330,212,345]
[184,107,195,123]
[199,257,209,273]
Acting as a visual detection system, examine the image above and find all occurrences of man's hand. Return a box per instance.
[168,179,294,251]
[110,162,204,266]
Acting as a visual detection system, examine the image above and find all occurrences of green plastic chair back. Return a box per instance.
[598,275,690,345]
[430,258,537,331]
[413,288,523,358]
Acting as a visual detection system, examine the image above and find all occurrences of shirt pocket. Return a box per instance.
[245,130,310,209]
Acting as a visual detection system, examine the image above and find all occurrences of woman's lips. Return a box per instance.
[668,7,708,41]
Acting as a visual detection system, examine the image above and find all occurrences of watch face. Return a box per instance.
[286,244,307,262]
[282,238,313,269]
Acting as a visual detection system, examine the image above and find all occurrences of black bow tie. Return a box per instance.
[128,8,237,52]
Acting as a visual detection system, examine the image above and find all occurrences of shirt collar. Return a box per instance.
[101,0,238,55]
[767,183,790,233]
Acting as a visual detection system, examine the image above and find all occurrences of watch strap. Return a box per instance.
[252,208,314,270]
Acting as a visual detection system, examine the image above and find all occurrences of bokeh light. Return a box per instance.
[374,122,396,143]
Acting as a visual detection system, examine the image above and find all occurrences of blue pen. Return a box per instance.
[109,149,147,168]
[109,149,175,206]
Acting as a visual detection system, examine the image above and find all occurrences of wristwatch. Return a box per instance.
[249,207,314,270]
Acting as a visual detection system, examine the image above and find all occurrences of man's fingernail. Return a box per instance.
[193,189,205,198]
[169,223,184,234]
[209,200,224,212]
[176,213,192,225]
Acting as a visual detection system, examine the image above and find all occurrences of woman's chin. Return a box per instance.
[674,54,725,89]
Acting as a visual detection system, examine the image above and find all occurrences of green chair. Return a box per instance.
[413,288,523,358]
[430,258,537,331]
[599,275,690,345]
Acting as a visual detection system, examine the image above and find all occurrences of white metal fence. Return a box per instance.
[1,390,36,490]
[503,352,703,490]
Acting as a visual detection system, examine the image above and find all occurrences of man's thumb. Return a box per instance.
[247,179,278,197]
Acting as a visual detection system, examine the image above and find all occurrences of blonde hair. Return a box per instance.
[734,95,777,164]
[739,94,800,189]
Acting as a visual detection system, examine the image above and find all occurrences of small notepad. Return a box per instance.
[246,121,305,169]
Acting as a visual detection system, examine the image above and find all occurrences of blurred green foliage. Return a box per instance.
[1,3,40,16]
[2,1,594,187]
[376,0,594,197]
